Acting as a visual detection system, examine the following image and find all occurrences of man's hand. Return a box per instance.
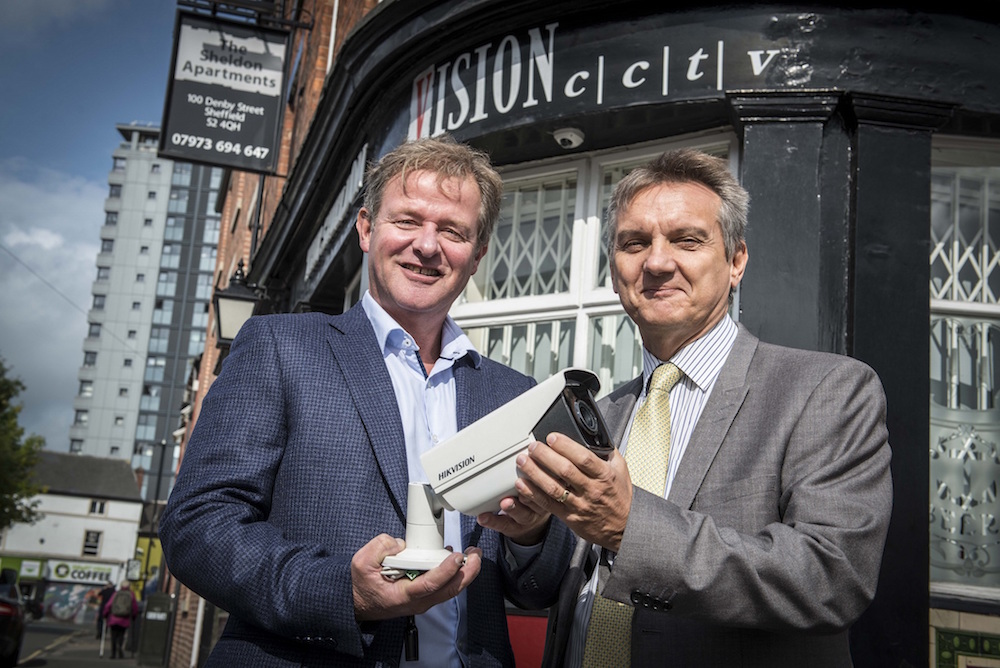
[476,495,551,546]
[352,534,482,621]
[514,432,633,552]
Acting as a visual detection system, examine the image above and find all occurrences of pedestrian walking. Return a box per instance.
[96,580,115,640]
[102,582,137,659]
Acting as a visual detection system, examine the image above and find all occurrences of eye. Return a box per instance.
[441,227,470,242]
[617,238,648,253]
[392,219,419,229]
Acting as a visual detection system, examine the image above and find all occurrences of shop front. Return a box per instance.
[239,2,999,664]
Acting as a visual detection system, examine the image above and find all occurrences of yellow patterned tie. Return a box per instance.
[581,362,682,667]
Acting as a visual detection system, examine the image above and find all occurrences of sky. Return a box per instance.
[0,1,178,449]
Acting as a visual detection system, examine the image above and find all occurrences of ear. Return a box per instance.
[730,241,748,289]
[470,243,489,274]
[356,208,372,253]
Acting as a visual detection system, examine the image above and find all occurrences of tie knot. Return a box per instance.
[649,362,682,395]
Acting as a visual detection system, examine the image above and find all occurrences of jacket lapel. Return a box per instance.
[327,304,410,518]
[667,325,757,509]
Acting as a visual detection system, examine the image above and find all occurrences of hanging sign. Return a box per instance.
[160,11,289,174]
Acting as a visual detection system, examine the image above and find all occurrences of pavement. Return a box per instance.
[18,620,141,668]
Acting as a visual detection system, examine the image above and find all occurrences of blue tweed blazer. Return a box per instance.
[161,304,574,667]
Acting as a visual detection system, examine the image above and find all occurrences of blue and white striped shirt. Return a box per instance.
[565,315,739,667]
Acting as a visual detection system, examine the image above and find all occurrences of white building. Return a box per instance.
[0,451,143,624]
[69,122,223,501]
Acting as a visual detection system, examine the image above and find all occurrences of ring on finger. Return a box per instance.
[557,488,570,503]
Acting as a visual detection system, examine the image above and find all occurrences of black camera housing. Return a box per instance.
[531,369,615,459]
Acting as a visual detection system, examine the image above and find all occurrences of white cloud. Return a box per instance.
[0,158,104,449]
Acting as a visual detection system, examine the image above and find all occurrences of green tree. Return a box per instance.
[0,357,44,531]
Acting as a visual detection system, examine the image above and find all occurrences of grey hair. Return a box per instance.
[604,148,749,261]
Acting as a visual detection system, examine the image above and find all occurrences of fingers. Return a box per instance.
[476,497,550,545]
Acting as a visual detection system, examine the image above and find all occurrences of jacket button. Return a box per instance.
[630,592,642,605]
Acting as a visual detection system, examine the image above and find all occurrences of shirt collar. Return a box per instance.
[641,315,738,393]
[361,291,481,367]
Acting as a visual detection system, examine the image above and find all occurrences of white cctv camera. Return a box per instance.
[553,127,585,149]
[382,368,613,574]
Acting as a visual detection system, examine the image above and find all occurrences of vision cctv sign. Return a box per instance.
[160,12,289,174]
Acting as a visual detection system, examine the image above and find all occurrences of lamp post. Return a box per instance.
[212,259,260,347]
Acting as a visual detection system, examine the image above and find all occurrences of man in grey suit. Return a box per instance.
[161,136,573,667]
[497,148,892,666]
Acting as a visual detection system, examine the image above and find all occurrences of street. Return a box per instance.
[16,619,140,667]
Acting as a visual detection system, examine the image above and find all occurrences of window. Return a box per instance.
[123,358,133,367]
[74,410,88,425]
[101,239,114,253]
[136,414,157,441]
[149,326,170,354]
[151,163,161,174]
[144,218,153,227]
[114,416,124,426]
[110,445,120,456]
[160,244,181,269]
[97,266,110,280]
[70,439,83,453]
[83,351,97,367]
[119,387,128,397]
[112,157,126,172]
[172,163,192,186]
[203,216,220,244]
[200,246,218,272]
[145,356,166,382]
[78,380,93,397]
[108,184,121,198]
[89,500,106,515]
[189,329,207,356]
[191,302,210,329]
[148,191,157,200]
[105,212,118,226]
[140,245,149,255]
[127,330,137,339]
[82,531,102,556]
[132,301,141,310]
[169,189,189,213]
[140,384,161,411]
[928,140,1000,605]
[137,273,145,283]
[153,298,174,324]
[165,216,185,240]
[195,273,213,300]
[92,294,106,310]
[454,137,732,392]
[88,323,101,338]
[157,271,178,297]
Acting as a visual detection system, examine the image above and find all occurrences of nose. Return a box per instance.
[412,222,441,257]
[644,238,676,274]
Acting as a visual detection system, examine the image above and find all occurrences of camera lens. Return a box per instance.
[574,399,600,436]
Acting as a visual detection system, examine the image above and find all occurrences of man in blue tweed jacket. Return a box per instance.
[161,136,574,667]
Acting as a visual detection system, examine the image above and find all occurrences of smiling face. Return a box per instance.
[357,169,486,338]
[611,180,748,361]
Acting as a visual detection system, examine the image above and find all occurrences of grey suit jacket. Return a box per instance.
[161,305,574,667]
[542,325,892,667]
